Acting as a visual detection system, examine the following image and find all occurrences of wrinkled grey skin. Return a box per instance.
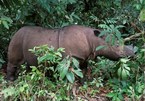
[6,25,135,81]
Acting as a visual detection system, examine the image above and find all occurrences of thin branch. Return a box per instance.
[123,21,144,42]
[124,32,144,42]
[130,22,142,33]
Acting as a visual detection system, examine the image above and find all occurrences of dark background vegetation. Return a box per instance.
[0,0,145,101]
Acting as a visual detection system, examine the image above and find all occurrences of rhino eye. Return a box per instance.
[94,30,100,37]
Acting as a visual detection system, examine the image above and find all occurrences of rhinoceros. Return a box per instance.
[6,25,134,81]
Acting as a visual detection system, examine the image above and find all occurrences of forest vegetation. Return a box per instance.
[0,0,145,101]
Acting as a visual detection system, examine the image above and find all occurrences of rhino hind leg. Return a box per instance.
[6,62,18,81]
[6,56,24,81]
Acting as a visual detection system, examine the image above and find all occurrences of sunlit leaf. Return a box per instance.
[120,58,129,63]
[116,25,124,29]
[124,66,130,71]
[139,8,145,22]
[98,24,109,29]
[55,52,62,57]
[2,87,16,98]
[57,48,65,52]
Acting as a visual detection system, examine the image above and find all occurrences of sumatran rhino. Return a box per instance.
[6,25,134,81]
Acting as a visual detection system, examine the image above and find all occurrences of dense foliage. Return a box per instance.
[0,0,145,100]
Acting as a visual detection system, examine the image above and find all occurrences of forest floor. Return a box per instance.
[0,64,144,101]
[0,65,110,101]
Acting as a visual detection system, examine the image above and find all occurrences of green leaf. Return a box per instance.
[125,70,130,76]
[98,24,108,29]
[38,54,48,64]
[106,92,115,97]
[60,64,68,79]
[140,0,144,4]
[2,20,9,29]
[60,60,70,79]
[109,24,115,29]
[116,25,124,29]
[124,66,130,71]
[96,45,105,51]
[117,67,122,78]
[98,30,107,37]
[120,58,129,63]
[123,19,127,24]
[68,0,76,4]
[105,34,111,43]
[121,68,127,79]
[2,87,16,98]
[139,8,145,22]
[141,49,145,52]
[57,48,65,52]
[0,58,5,63]
[135,4,141,10]
[55,52,62,57]
[116,97,121,101]
[115,29,121,40]
[111,35,115,45]
[73,70,83,78]
[66,72,75,83]
[19,83,29,92]
[72,58,79,68]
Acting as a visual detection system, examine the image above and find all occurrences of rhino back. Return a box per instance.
[21,26,59,65]
[8,25,96,66]
[59,25,94,60]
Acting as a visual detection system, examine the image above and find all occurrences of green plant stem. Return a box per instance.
[135,66,139,84]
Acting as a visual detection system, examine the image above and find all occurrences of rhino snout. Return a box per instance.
[123,46,135,57]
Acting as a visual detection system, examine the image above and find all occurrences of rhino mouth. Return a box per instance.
[120,45,135,57]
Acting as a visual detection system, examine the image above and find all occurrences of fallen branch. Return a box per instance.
[124,32,144,42]
[130,22,142,33]
[123,21,145,42]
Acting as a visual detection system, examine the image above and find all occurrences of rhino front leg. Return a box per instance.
[6,62,17,81]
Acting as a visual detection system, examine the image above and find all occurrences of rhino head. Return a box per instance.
[94,44,135,61]
[92,30,135,60]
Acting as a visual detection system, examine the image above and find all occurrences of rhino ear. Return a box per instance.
[94,30,100,37]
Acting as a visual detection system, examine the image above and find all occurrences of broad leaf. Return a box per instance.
[106,92,115,97]
[115,29,121,40]
[73,70,83,78]
[120,58,129,63]
[2,20,9,29]
[117,67,122,78]
[121,68,127,79]
[72,58,79,68]
[66,72,75,83]
[139,8,145,22]
[60,59,70,79]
